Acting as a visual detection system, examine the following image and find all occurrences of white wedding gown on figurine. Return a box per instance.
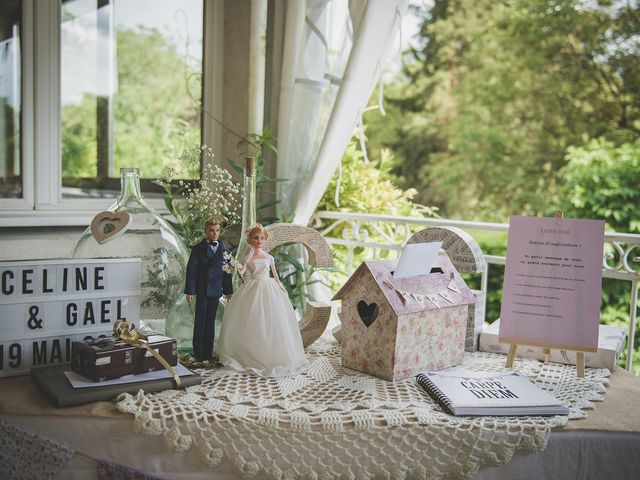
[216,255,309,377]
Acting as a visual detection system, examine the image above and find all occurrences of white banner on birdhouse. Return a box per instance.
[0,258,141,377]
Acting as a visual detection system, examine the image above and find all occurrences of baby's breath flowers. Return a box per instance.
[186,163,243,231]
[155,145,244,247]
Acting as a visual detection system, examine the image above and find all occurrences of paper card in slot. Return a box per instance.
[393,242,443,278]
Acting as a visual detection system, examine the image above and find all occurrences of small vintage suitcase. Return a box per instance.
[71,334,178,382]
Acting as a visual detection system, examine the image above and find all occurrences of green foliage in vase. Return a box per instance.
[229,130,327,310]
[140,247,187,311]
[270,240,327,313]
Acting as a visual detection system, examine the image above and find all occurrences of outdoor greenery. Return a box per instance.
[560,138,640,371]
[365,0,639,224]
[61,25,201,181]
[316,135,439,290]
[56,4,640,369]
[560,138,640,233]
[113,27,201,177]
[319,134,438,218]
[319,1,640,371]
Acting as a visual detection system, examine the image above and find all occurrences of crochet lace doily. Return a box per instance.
[116,339,609,479]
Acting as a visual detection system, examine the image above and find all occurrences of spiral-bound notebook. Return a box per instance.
[416,370,569,416]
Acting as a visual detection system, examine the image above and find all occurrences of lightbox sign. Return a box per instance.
[0,258,141,377]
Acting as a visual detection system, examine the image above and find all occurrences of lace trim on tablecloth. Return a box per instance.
[0,419,75,480]
[116,339,609,479]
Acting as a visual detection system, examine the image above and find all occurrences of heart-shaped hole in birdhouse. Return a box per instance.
[90,211,131,245]
[357,300,379,327]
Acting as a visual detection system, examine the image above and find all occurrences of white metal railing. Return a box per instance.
[312,211,640,372]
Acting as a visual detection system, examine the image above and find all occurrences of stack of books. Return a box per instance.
[31,334,201,407]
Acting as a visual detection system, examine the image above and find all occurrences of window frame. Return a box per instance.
[0,0,223,227]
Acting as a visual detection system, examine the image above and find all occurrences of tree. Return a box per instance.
[560,137,640,233]
[61,26,201,181]
[61,96,97,178]
[114,27,201,178]
[366,0,640,221]
[316,134,438,289]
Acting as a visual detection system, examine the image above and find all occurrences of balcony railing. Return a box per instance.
[312,211,640,372]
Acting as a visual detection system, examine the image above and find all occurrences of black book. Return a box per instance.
[416,370,569,416]
[31,364,202,407]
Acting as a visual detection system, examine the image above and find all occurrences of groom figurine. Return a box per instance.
[185,217,233,361]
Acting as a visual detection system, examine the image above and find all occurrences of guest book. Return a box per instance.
[416,370,569,416]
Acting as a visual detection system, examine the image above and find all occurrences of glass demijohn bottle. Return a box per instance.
[72,168,189,332]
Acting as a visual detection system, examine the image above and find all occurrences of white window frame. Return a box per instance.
[0,0,224,227]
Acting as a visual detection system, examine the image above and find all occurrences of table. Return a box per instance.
[2,360,640,479]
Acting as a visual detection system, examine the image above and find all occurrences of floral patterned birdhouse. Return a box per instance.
[332,254,475,381]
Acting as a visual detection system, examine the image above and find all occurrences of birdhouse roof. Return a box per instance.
[332,254,475,316]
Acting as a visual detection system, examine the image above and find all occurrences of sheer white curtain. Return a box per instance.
[277,0,408,224]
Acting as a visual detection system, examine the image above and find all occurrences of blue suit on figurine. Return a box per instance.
[184,218,233,361]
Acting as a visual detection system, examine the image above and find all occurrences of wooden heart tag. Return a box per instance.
[357,300,379,327]
[90,211,131,245]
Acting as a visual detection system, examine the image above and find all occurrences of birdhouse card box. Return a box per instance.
[332,255,475,381]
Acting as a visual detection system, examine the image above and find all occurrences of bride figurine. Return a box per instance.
[216,224,309,377]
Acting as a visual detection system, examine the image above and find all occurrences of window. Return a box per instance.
[0,0,22,199]
[0,0,222,226]
[60,0,202,199]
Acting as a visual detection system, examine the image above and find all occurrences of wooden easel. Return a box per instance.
[504,342,588,378]
[502,211,591,378]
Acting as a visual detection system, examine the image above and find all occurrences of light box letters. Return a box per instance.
[0,258,141,376]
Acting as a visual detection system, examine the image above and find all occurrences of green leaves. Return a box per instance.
[314,134,439,291]
[560,137,640,233]
[318,135,437,218]
[364,0,640,222]
[270,244,333,312]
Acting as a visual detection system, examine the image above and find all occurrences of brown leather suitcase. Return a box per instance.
[71,334,177,382]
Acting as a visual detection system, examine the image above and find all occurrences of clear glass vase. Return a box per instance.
[72,168,189,332]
